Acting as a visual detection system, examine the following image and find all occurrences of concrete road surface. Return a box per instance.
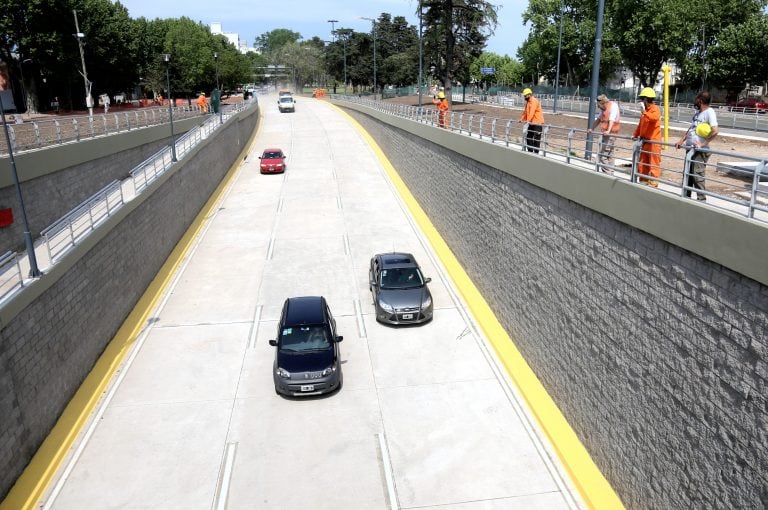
[40,95,586,510]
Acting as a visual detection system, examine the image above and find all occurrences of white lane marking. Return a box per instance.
[213,442,238,510]
[377,432,399,510]
[354,299,367,338]
[336,196,342,209]
[248,305,263,349]
[266,237,275,260]
[343,234,351,256]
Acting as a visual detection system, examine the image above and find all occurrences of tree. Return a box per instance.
[520,0,621,89]
[707,13,768,99]
[421,0,498,99]
[254,29,301,54]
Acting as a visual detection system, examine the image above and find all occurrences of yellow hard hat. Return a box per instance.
[437,91,445,99]
[522,88,533,96]
[695,122,712,138]
[638,87,656,99]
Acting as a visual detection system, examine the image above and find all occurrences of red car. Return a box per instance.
[729,97,768,113]
[259,148,286,174]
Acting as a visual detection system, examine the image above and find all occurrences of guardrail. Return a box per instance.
[487,92,768,133]
[0,100,255,304]
[0,105,206,155]
[333,95,768,223]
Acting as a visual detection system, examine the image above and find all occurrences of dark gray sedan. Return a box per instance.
[369,252,433,325]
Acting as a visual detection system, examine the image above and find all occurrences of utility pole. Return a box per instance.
[361,17,377,98]
[73,10,93,116]
[418,0,424,109]
[585,0,605,159]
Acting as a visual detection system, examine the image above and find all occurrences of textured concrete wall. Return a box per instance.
[0,117,203,253]
[0,106,258,500]
[342,106,768,510]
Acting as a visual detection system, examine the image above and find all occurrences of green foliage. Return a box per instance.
[707,13,768,96]
[422,0,499,93]
[254,29,302,54]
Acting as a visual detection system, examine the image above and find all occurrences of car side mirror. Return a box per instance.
[424,277,432,283]
[369,280,377,287]
[335,336,344,342]
[268,339,277,346]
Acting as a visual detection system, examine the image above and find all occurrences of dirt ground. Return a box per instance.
[382,94,768,197]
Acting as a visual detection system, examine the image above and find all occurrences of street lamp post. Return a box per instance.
[360,17,377,98]
[418,0,424,109]
[163,54,177,162]
[553,2,564,114]
[0,93,42,277]
[214,51,223,124]
[72,10,93,116]
[585,0,606,159]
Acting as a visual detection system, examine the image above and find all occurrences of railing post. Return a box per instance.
[542,125,549,158]
[567,129,574,164]
[33,121,42,147]
[102,115,107,134]
[681,148,696,197]
[54,119,62,143]
[88,115,94,138]
[522,122,530,151]
[457,112,463,133]
[8,124,17,151]
[505,120,512,147]
[747,160,765,219]
[73,118,80,142]
[478,116,484,140]
[466,114,473,136]
[491,118,497,143]
[630,138,643,183]
[114,113,120,132]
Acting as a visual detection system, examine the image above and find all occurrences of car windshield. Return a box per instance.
[280,97,293,103]
[263,152,282,159]
[380,268,424,289]
[279,325,331,352]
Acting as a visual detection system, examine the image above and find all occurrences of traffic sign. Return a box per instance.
[480,67,495,74]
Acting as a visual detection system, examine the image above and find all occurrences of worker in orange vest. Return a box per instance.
[588,94,621,173]
[632,87,662,187]
[519,88,545,153]
[196,92,208,113]
[433,90,449,128]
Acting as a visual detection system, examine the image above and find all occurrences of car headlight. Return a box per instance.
[276,367,291,379]
[422,294,432,308]
[378,300,394,313]
[321,365,336,377]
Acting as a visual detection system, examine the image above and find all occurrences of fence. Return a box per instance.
[332,95,768,223]
[0,100,254,304]
[0,105,206,155]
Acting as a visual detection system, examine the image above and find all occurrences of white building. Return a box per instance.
[210,22,241,52]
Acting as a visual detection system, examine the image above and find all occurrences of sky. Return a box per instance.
[117,0,529,57]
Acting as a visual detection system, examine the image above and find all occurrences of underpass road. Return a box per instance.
[42,95,586,510]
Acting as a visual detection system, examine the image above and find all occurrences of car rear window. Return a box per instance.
[263,152,282,159]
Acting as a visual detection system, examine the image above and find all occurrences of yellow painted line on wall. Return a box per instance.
[334,104,625,510]
[0,112,262,510]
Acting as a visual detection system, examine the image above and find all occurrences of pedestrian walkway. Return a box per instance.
[20,95,621,509]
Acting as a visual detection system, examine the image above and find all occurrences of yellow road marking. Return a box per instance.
[333,103,625,510]
[1,111,262,510]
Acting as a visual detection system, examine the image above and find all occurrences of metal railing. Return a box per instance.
[0,105,206,155]
[485,92,768,133]
[332,95,768,223]
[0,100,255,304]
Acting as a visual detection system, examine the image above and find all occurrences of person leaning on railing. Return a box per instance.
[675,90,719,202]
[588,94,621,174]
[632,87,662,187]
[519,88,545,154]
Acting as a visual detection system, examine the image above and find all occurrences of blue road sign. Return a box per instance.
[480,67,495,74]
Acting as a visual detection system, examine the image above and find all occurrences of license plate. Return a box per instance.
[402,313,413,319]
[300,385,315,392]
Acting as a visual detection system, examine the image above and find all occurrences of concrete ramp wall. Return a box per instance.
[339,102,767,510]
[0,106,259,501]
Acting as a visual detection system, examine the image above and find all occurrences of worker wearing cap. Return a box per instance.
[433,90,449,128]
[632,87,662,187]
[588,94,621,173]
[519,88,544,153]
[675,90,718,201]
